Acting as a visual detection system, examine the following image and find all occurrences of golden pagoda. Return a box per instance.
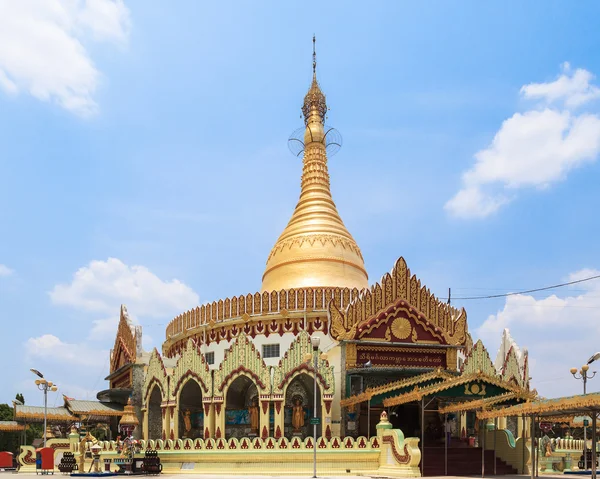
[261,37,368,292]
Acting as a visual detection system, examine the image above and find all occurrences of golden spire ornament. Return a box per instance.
[261,37,368,292]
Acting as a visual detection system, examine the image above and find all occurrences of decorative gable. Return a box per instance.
[143,348,169,404]
[171,339,213,399]
[328,257,468,346]
[272,331,334,396]
[110,305,137,373]
[502,346,524,389]
[214,332,270,393]
[462,340,497,377]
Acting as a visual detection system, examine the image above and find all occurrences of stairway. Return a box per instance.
[422,446,519,476]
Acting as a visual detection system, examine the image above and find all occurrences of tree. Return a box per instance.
[0,403,18,453]
[15,394,24,405]
[0,404,13,421]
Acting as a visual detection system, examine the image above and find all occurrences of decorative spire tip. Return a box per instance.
[312,35,317,78]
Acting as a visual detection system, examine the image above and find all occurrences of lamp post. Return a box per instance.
[31,369,58,448]
[571,358,598,470]
[311,336,320,479]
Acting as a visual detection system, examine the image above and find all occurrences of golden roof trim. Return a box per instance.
[340,370,454,407]
[0,422,25,432]
[476,392,600,420]
[382,372,523,408]
[15,411,76,421]
[328,257,468,346]
[439,390,536,414]
[267,235,364,262]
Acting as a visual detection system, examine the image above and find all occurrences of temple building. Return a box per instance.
[99,40,532,458]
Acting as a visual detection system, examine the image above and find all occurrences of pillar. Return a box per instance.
[498,416,507,430]
[273,400,284,439]
[160,405,168,441]
[172,404,179,439]
[214,400,224,439]
[202,401,214,439]
[141,407,148,441]
[167,404,176,440]
[322,395,333,439]
[260,395,270,439]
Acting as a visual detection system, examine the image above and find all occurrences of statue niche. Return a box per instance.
[284,373,321,439]
[292,398,304,432]
[249,397,259,434]
[225,375,259,439]
[178,379,203,439]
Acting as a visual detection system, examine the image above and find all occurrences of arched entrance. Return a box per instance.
[147,385,162,440]
[178,379,203,439]
[284,373,321,439]
[225,375,258,439]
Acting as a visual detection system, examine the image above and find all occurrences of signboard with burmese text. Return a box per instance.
[355,345,447,369]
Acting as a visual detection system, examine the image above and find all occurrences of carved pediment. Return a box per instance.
[110,305,137,373]
[327,257,468,347]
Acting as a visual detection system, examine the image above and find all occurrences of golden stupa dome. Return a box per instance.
[261,38,368,293]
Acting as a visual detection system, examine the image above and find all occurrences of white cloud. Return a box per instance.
[0,0,130,116]
[89,317,119,339]
[443,186,509,219]
[25,334,104,368]
[446,64,600,219]
[0,264,13,276]
[521,62,600,109]
[477,269,600,398]
[50,257,200,317]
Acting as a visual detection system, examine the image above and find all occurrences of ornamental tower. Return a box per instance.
[261,38,369,292]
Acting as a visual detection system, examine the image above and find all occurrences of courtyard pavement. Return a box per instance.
[0,474,572,479]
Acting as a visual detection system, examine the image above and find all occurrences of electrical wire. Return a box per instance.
[452,274,600,300]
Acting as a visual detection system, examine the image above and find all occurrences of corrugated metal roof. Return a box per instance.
[66,400,124,416]
[0,420,25,431]
[14,405,75,422]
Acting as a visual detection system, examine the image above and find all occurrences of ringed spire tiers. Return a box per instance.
[261,37,369,293]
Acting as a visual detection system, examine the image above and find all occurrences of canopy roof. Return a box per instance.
[65,399,124,418]
[13,398,125,424]
[382,372,523,408]
[477,392,600,420]
[341,369,455,407]
[14,405,75,423]
[0,420,25,432]
[439,391,534,414]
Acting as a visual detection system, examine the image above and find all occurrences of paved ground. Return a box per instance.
[0,474,571,479]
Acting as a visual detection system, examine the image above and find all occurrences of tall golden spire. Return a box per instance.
[261,37,369,292]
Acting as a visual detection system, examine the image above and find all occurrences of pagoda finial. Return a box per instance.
[312,34,317,78]
[302,36,327,124]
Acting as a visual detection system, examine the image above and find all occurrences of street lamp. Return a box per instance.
[310,336,320,479]
[571,363,597,470]
[31,369,58,448]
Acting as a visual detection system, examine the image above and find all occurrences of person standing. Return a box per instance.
[445,418,452,446]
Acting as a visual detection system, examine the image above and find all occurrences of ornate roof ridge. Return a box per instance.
[328,256,468,346]
[165,285,365,341]
[110,304,138,373]
[382,371,524,408]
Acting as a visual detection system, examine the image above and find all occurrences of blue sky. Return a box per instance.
[1,0,600,406]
